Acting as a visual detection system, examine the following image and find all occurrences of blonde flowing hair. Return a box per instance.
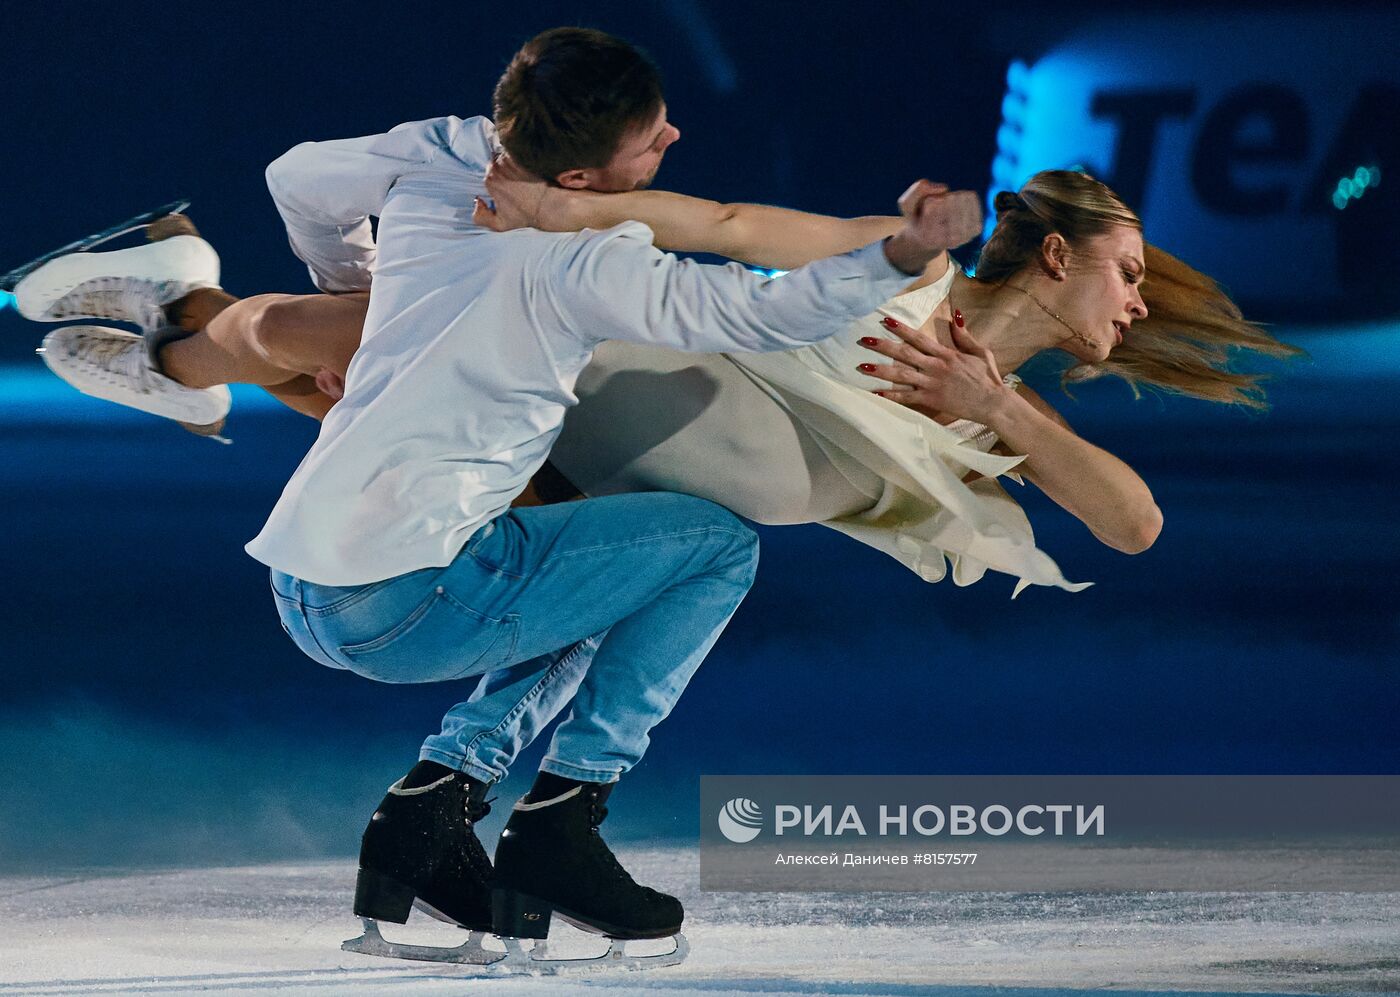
[976,170,1303,409]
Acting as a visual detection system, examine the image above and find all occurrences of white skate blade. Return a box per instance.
[37,324,231,427]
[0,200,189,291]
[15,235,220,322]
[341,918,689,975]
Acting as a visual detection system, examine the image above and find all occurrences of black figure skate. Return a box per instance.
[489,779,689,971]
[340,762,502,966]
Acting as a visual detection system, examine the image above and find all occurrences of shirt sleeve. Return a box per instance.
[264,119,447,293]
[544,222,915,354]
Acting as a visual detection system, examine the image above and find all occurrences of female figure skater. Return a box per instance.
[27,169,1297,593]
[471,166,1296,591]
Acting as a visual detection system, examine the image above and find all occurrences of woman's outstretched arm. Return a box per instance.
[986,386,1163,554]
[541,191,905,269]
[862,317,1163,555]
[476,159,915,270]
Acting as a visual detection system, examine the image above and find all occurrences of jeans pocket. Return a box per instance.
[335,587,520,683]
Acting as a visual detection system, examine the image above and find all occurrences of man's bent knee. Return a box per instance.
[684,497,759,582]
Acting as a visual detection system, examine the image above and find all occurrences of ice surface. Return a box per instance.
[2,847,1398,996]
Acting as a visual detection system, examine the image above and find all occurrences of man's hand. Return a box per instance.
[857,312,1009,426]
[883,180,982,275]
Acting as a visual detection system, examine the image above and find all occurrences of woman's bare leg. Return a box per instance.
[159,279,573,499]
[161,291,368,389]
[263,373,339,421]
[134,216,368,414]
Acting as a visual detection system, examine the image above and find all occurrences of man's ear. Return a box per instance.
[555,170,591,190]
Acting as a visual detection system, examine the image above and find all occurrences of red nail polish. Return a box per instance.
[858,363,877,373]
[858,336,880,346]
[874,391,887,398]
[954,309,964,327]
[881,317,899,330]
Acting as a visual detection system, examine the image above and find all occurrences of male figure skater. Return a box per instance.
[19,28,979,952]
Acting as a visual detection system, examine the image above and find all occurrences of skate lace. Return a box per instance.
[67,331,159,394]
[465,795,493,825]
[52,275,175,331]
[462,793,494,881]
[588,802,643,885]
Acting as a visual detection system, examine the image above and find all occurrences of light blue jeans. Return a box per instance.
[269,492,758,785]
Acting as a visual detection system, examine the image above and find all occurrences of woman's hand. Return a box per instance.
[473,155,589,232]
[857,312,1009,425]
[861,313,1162,553]
[473,155,548,230]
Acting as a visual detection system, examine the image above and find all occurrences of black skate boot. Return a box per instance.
[491,774,683,940]
[353,761,495,931]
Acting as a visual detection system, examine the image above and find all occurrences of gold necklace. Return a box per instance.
[1002,283,1096,348]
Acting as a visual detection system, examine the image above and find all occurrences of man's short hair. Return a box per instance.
[493,27,664,181]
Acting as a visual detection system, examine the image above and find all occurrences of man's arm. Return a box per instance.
[546,181,980,355]
[264,118,447,293]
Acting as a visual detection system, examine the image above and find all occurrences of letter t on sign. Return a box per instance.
[1091,90,1198,211]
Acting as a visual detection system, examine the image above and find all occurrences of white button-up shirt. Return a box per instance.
[245,116,915,585]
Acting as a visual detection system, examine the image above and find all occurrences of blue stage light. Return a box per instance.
[996,123,1023,157]
[1006,59,1031,92]
[991,153,1019,188]
[748,267,789,279]
[0,290,14,311]
[1332,164,1383,209]
[1000,91,1025,123]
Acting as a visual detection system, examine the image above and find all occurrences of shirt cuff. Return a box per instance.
[851,237,922,290]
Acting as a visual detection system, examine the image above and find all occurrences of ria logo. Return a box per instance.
[718,798,764,843]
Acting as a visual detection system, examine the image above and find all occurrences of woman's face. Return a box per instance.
[1055,226,1149,363]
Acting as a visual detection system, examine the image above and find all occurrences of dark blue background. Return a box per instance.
[1,2,1395,871]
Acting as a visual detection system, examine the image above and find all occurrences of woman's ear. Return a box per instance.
[1040,233,1070,281]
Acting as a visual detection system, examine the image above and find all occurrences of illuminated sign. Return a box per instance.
[991,12,1399,315]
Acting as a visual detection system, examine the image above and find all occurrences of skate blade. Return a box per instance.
[177,417,232,444]
[1,200,190,292]
[341,918,689,975]
[341,918,504,968]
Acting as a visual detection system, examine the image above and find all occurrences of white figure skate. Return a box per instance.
[14,230,220,330]
[36,325,231,436]
[8,204,231,437]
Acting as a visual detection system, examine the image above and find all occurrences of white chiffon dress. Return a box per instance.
[548,262,1090,596]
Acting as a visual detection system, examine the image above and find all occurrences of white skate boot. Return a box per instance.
[37,325,231,434]
[14,233,220,330]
